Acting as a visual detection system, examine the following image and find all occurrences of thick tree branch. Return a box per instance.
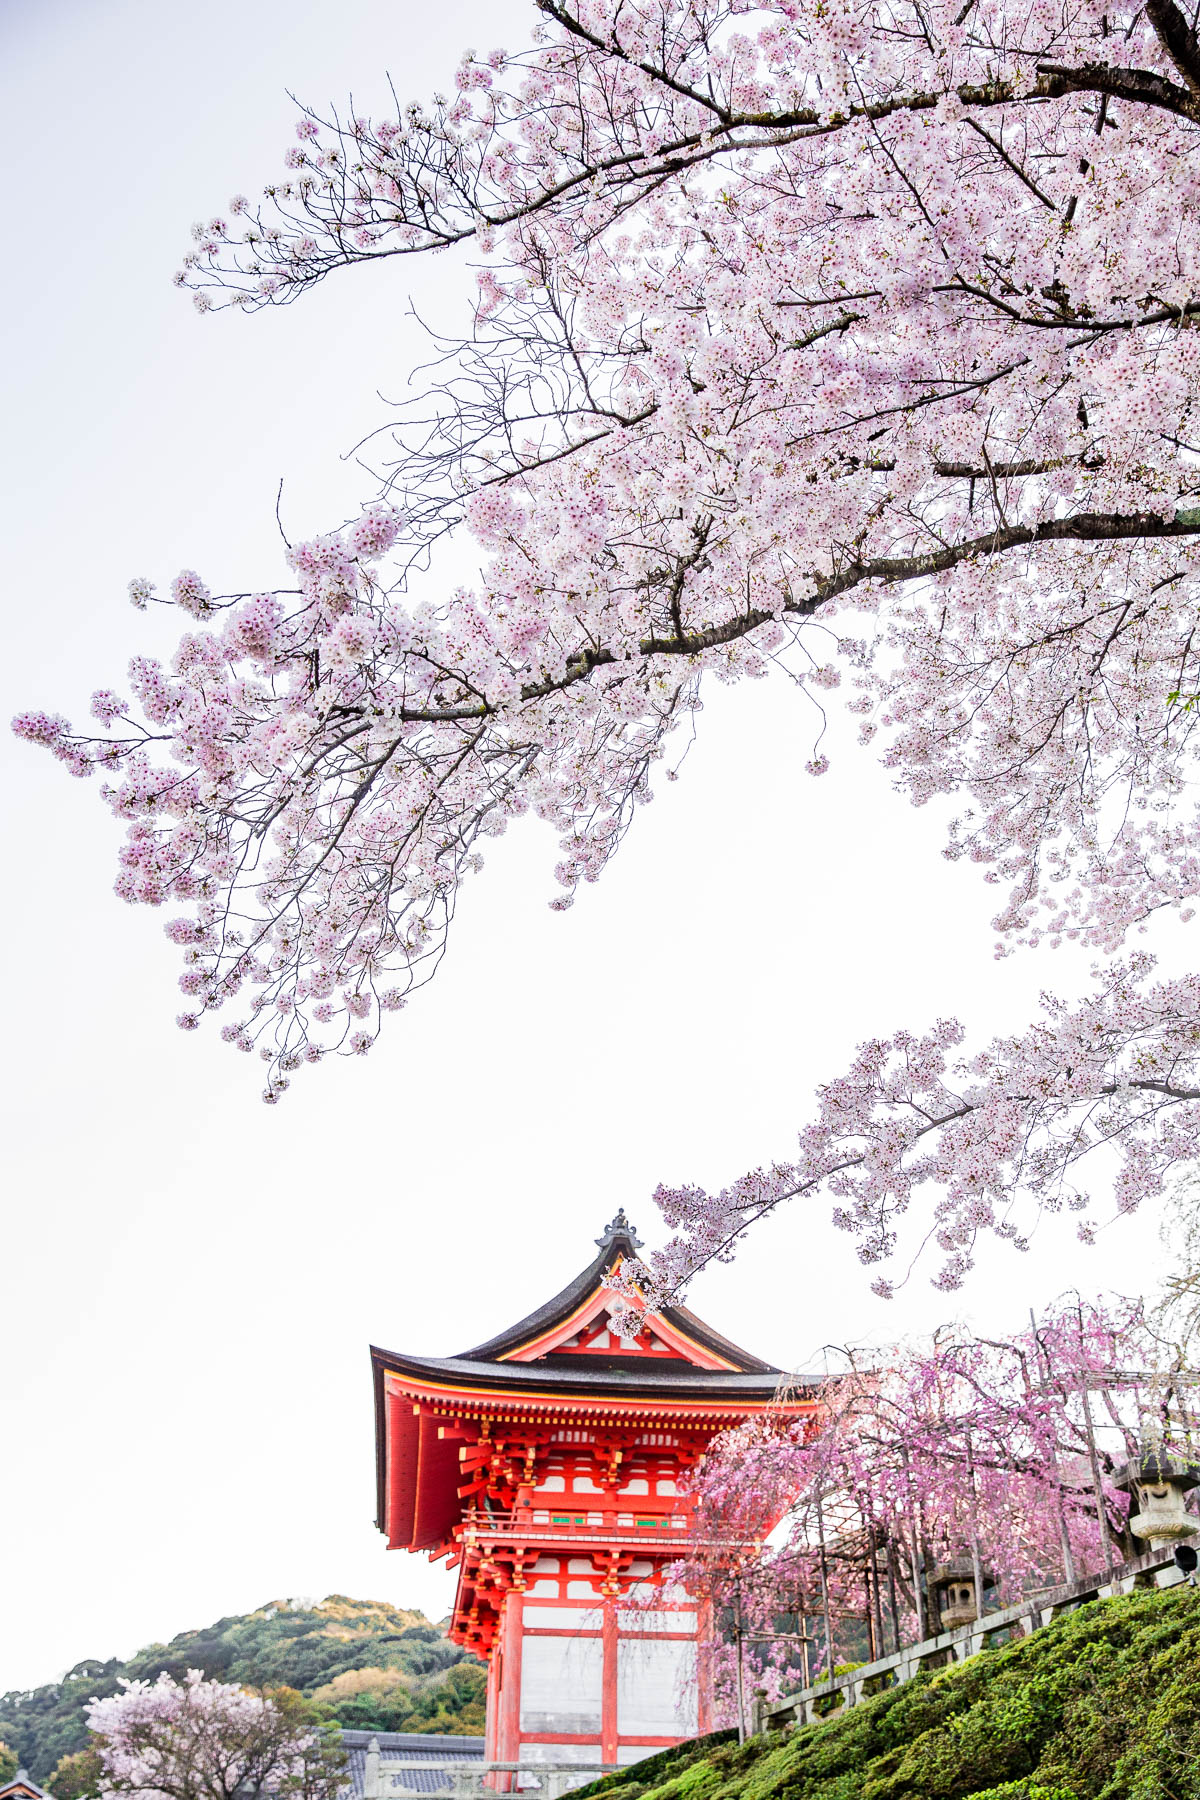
[1146,0,1200,95]
[1034,60,1200,121]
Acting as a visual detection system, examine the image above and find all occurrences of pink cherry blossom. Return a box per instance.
[680,1295,1184,1710]
[86,1670,343,1800]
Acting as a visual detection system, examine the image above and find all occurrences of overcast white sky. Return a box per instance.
[0,0,1184,1701]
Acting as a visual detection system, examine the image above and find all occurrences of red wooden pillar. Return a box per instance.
[497,1593,523,1771]
[601,1600,619,1765]
[696,1595,715,1732]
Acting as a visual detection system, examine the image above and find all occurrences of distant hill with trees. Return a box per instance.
[0,1596,485,1785]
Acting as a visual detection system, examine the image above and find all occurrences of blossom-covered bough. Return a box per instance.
[21,0,1200,1291]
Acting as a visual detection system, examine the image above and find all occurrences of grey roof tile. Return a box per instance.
[339,1731,485,1798]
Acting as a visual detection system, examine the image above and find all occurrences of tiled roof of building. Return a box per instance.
[339,1731,484,1798]
[371,1346,796,1396]
[0,1775,54,1800]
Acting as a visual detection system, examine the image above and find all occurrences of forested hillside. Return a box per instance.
[575,1586,1200,1800]
[0,1596,485,1784]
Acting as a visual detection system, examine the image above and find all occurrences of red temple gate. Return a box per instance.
[371,1212,816,1771]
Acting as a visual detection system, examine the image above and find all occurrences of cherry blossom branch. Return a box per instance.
[632,958,1200,1297]
[20,0,1200,1295]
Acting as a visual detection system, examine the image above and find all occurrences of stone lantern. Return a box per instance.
[929,1558,995,1630]
[1113,1439,1200,1551]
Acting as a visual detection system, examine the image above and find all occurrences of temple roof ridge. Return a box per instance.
[595,1208,644,1249]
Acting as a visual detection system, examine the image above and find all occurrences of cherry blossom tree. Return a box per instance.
[20,0,1200,1290]
[85,1672,345,1800]
[678,1292,1200,1717]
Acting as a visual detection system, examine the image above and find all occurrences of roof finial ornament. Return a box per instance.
[596,1207,644,1249]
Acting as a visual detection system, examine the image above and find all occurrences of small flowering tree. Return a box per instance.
[86,1672,345,1800]
[22,0,1200,1292]
[676,1294,1199,1716]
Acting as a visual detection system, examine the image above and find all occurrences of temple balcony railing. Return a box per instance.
[457,1505,696,1550]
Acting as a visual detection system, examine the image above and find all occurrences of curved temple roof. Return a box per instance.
[371,1212,817,1543]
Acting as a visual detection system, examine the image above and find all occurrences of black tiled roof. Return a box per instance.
[340,1732,484,1798]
